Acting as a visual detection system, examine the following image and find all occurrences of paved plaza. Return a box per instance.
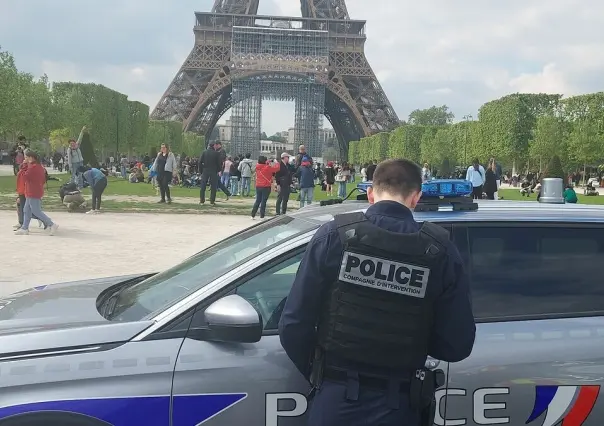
[0,211,251,297]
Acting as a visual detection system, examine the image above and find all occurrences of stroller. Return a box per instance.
[584,178,599,196]
[183,173,202,188]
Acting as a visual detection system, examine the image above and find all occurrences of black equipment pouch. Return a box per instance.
[410,368,446,426]
[307,347,324,400]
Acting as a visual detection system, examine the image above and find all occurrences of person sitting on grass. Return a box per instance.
[563,184,578,204]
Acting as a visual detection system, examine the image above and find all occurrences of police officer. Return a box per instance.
[278,159,475,426]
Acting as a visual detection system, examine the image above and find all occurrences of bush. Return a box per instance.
[150,147,158,158]
[542,155,565,180]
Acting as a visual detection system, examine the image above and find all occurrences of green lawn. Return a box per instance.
[2,173,602,208]
[497,188,604,204]
[0,173,338,201]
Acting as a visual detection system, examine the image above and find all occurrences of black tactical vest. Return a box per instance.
[316,211,449,371]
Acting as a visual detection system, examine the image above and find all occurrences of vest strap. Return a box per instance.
[334,212,367,245]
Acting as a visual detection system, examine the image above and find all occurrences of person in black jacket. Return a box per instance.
[275,152,293,215]
[198,142,222,205]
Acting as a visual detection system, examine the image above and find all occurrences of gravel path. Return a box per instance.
[0,211,251,297]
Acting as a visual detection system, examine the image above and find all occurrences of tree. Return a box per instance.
[150,146,158,158]
[49,128,71,153]
[80,130,99,167]
[420,127,455,167]
[567,119,602,183]
[408,105,454,126]
[183,132,205,156]
[529,115,567,172]
[542,155,565,180]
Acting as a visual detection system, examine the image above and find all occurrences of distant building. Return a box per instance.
[260,139,294,158]
[216,119,232,143]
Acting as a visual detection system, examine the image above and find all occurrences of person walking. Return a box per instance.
[153,143,177,204]
[484,159,498,200]
[198,142,222,205]
[229,156,241,196]
[221,156,232,188]
[215,144,232,201]
[251,155,279,220]
[15,150,59,236]
[238,153,254,197]
[67,126,86,188]
[278,159,475,426]
[80,166,108,213]
[324,161,336,196]
[297,159,315,208]
[336,162,351,198]
[275,152,293,215]
[13,160,43,230]
[466,158,485,199]
[492,157,503,200]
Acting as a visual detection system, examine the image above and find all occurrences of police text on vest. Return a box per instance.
[338,252,430,298]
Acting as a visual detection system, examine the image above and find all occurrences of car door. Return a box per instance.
[170,248,309,426]
[443,222,604,426]
[169,221,453,426]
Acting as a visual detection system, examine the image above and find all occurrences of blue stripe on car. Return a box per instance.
[0,393,247,425]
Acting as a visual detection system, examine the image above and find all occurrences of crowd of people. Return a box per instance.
[10,128,596,234]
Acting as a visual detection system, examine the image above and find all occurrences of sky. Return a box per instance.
[1,0,603,136]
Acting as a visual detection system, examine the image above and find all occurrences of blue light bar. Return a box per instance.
[357,179,472,198]
[421,179,473,198]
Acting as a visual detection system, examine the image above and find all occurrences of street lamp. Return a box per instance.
[463,114,473,166]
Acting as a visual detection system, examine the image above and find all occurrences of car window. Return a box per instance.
[468,225,604,320]
[236,252,304,331]
[106,217,316,322]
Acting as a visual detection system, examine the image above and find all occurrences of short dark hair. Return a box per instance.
[372,159,422,198]
[245,153,251,159]
[258,155,267,164]
[24,149,39,163]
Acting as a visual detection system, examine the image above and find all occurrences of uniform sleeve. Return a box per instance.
[278,225,341,378]
[428,243,476,363]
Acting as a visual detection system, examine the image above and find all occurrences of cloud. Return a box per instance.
[425,88,453,96]
[1,0,603,135]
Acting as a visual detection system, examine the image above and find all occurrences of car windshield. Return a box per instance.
[106,216,317,322]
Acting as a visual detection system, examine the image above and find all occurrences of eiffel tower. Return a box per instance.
[151,0,399,158]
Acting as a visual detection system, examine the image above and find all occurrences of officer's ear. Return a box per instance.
[408,190,422,209]
[367,187,375,204]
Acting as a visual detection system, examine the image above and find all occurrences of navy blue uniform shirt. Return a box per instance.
[278,200,476,378]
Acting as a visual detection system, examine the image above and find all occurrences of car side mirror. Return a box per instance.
[203,294,263,343]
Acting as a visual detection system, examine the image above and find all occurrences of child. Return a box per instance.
[14,150,59,236]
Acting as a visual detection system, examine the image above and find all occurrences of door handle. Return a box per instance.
[425,358,440,369]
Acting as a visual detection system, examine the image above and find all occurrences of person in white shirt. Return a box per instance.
[466,158,486,199]
[421,163,432,182]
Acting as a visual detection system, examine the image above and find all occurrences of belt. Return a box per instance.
[323,368,410,392]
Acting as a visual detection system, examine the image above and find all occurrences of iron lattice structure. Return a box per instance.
[151,0,399,156]
[230,26,326,158]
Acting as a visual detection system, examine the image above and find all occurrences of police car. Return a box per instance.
[0,178,603,426]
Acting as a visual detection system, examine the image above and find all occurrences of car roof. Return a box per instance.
[291,199,604,224]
